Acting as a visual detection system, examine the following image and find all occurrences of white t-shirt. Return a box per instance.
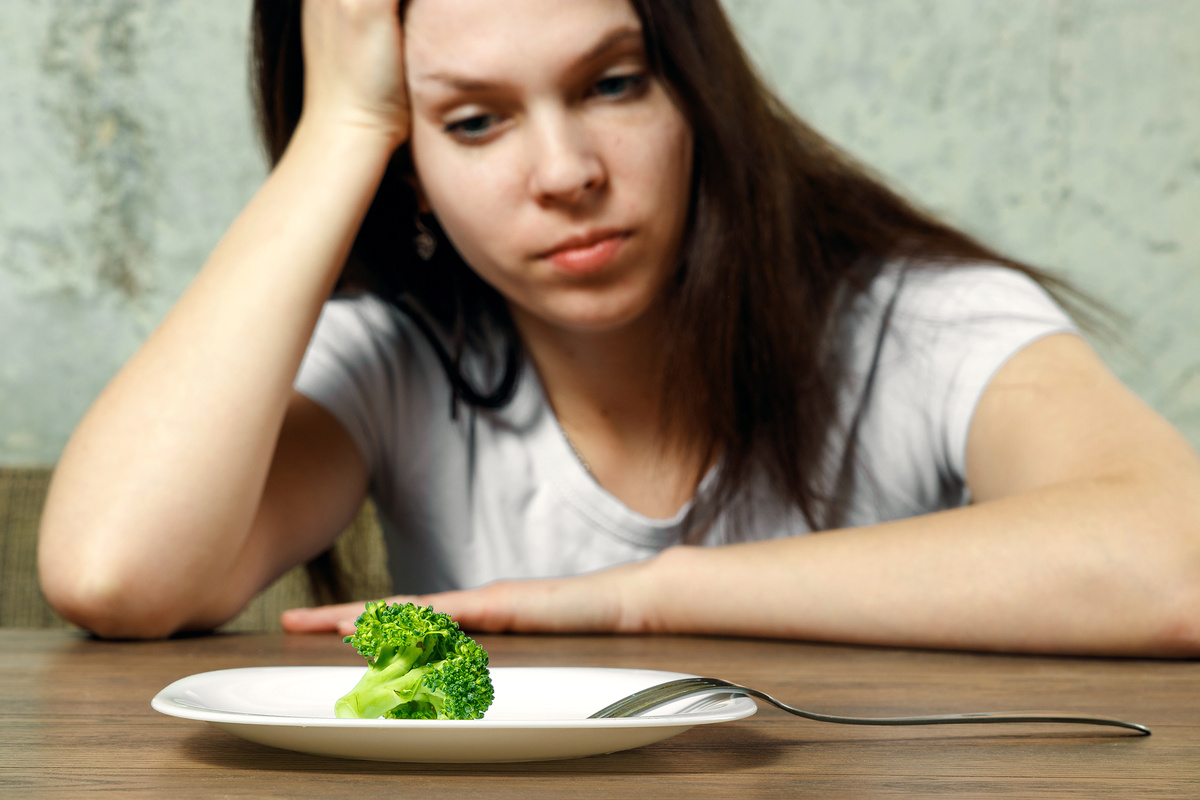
[295,265,1076,594]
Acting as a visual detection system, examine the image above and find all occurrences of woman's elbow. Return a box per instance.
[39,559,183,639]
[37,528,218,640]
[1143,513,1200,656]
[1117,468,1200,656]
[1150,566,1200,657]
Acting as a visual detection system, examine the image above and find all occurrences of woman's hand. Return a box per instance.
[281,561,661,637]
[300,0,410,147]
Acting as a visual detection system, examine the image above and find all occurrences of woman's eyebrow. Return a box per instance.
[412,25,644,94]
[573,25,644,67]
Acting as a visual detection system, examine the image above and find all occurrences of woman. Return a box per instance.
[38,0,1200,654]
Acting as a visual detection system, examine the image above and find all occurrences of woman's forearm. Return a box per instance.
[642,473,1200,656]
[281,472,1200,656]
[38,121,396,636]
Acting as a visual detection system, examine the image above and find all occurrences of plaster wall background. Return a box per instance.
[1,0,1197,465]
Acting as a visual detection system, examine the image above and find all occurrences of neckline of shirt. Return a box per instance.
[497,360,702,548]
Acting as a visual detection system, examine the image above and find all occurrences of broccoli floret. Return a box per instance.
[333,601,494,721]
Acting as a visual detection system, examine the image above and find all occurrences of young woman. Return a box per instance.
[38,0,1200,654]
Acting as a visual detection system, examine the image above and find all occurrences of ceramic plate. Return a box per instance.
[152,666,756,762]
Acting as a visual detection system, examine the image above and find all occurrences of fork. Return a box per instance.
[588,677,1150,735]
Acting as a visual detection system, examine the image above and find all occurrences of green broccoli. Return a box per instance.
[334,600,495,720]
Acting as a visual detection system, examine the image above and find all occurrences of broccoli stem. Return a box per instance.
[334,645,427,719]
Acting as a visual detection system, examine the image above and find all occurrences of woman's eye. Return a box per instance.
[444,113,503,142]
[591,73,647,100]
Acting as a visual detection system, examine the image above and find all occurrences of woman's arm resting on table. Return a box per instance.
[38,0,406,638]
[286,333,1200,656]
[36,118,390,638]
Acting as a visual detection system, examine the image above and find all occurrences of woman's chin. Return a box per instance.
[510,291,665,339]
[544,301,664,338]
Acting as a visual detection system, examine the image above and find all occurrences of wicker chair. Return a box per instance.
[0,467,391,631]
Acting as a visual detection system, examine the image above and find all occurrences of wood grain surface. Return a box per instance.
[1,629,1196,798]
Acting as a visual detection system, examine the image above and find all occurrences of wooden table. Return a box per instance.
[2,629,1197,797]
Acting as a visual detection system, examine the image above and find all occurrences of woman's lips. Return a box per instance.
[540,231,630,275]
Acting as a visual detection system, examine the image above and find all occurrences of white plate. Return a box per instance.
[152,666,756,762]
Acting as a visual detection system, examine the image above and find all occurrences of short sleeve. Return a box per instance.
[923,269,1078,481]
[294,294,414,478]
[840,265,1078,521]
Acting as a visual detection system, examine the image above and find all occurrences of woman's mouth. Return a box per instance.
[539,230,631,275]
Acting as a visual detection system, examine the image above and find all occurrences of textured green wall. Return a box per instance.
[0,1,264,464]
[1,1,1197,465]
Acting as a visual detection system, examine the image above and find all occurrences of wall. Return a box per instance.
[0,0,1197,465]
[0,2,264,464]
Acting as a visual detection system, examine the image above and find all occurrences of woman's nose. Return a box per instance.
[526,113,606,206]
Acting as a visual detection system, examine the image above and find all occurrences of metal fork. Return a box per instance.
[588,677,1150,735]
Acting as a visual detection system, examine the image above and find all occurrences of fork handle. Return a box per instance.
[734,687,1151,735]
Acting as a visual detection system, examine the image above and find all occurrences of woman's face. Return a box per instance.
[405,0,694,336]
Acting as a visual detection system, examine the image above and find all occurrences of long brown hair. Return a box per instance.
[251,0,1077,540]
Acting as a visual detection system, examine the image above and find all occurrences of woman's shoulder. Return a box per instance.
[842,261,1078,363]
[837,262,1081,505]
[295,291,459,471]
[861,262,1070,325]
[305,290,445,377]
[313,290,405,343]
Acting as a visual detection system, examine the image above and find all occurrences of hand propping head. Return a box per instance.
[299,0,410,148]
